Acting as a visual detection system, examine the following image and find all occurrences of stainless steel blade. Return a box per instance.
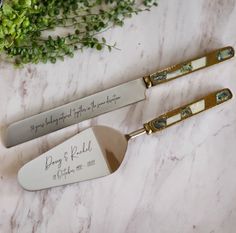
[5,78,146,147]
[18,126,128,191]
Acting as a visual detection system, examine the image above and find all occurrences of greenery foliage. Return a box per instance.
[0,0,157,66]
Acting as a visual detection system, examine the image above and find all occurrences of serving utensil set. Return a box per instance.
[4,46,235,190]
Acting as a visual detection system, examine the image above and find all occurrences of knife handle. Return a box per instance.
[143,46,234,88]
[143,88,233,134]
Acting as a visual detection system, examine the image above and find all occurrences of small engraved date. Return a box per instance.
[53,166,75,180]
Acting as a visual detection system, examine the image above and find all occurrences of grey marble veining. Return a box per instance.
[1,0,236,232]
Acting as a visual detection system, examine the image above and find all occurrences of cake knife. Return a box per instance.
[5,46,234,147]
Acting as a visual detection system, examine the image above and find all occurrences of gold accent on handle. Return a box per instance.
[143,76,152,88]
[143,46,234,88]
[143,88,233,134]
[126,128,146,140]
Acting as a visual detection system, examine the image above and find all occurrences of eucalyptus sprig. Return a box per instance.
[0,0,158,66]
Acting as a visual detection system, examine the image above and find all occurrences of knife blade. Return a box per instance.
[5,46,234,147]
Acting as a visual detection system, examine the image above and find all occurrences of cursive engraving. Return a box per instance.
[70,141,92,161]
[30,93,121,134]
[76,164,83,171]
[45,109,72,126]
[56,166,75,180]
[44,139,97,182]
[45,156,62,170]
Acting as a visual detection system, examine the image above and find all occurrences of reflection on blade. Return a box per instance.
[6,78,146,147]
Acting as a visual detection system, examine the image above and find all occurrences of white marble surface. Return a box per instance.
[1,0,236,232]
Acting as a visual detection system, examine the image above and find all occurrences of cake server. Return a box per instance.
[5,46,234,147]
[18,88,233,191]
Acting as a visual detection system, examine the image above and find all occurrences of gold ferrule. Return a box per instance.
[143,76,152,88]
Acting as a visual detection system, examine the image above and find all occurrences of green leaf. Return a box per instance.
[0,27,4,39]
[50,57,56,64]
[102,37,106,43]
[96,44,103,50]
[2,4,13,16]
